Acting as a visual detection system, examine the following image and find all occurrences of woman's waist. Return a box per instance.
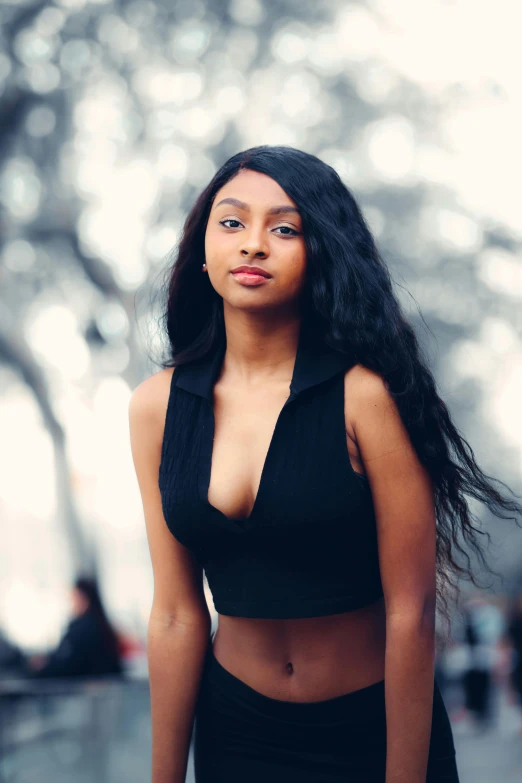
[211,598,387,702]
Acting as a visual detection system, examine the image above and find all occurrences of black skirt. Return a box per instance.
[193,635,460,782]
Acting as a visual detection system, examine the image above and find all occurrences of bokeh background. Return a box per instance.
[1,1,522,781]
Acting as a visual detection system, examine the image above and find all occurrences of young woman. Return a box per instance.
[129,145,522,782]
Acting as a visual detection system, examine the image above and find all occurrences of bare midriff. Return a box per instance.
[211,595,386,703]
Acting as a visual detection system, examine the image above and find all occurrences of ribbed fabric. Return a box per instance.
[158,327,384,619]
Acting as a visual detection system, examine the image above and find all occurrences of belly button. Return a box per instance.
[285,661,294,675]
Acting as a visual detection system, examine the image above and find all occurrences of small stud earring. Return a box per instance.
[202,263,206,270]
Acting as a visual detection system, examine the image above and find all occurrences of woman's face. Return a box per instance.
[204,169,307,314]
[70,587,89,616]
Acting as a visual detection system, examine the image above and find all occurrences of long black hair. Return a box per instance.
[156,144,522,639]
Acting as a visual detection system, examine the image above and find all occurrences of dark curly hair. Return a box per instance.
[153,144,522,641]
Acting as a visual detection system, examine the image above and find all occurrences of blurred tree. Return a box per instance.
[0,0,521,593]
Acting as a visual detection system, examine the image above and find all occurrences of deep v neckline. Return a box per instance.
[203,389,296,523]
[182,324,353,525]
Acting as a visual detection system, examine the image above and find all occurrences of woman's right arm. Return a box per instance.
[129,370,212,783]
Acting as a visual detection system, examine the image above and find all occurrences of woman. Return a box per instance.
[506,591,522,721]
[129,145,522,782]
[28,576,123,679]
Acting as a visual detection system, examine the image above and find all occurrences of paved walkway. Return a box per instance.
[451,685,522,782]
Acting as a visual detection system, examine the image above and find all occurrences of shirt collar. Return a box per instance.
[173,325,352,401]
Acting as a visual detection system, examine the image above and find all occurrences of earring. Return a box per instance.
[202,263,206,270]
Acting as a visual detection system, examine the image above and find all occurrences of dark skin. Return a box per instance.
[130,169,437,782]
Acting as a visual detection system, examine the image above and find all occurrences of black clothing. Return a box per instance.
[507,614,522,702]
[159,325,383,619]
[193,634,460,782]
[508,614,522,654]
[463,668,492,720]
[159,328,459,777]
[461,608,493,724]
[29,610,123,679]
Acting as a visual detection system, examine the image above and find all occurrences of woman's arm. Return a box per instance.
[129,371,211,783]
[147,614,210,783]
[348,366,437,783]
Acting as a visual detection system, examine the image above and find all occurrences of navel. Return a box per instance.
[285,661,294,675]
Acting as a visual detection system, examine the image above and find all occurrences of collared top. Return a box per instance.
[173,324,354,401]
[159,324,383,619]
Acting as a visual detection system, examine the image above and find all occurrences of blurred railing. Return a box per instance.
[0,676,152,783]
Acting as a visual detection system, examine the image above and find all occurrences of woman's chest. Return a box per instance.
[159,377,372,553]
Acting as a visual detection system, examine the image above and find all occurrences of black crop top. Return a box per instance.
[158,326,384,619]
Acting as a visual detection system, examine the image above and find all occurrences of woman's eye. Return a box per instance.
[219,219,242,229]
[274,225,299,236]
[219,219,299,236]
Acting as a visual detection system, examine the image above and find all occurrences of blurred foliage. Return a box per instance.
[0,0,521,640]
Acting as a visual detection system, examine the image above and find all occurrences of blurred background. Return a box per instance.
[1,0,521,781]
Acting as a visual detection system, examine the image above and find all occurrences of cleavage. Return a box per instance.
[207,384,291,521]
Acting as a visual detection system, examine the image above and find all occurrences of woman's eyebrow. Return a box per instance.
[214,197,300,217]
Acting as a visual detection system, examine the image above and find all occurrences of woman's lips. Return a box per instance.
[231,271,272,286]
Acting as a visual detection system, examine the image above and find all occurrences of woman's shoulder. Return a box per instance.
[343,363,392,412]
[342,363,390,440]
[343,362,386,392]
[128,367,176,446]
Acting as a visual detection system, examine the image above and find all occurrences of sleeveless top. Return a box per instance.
[158,327,384,619]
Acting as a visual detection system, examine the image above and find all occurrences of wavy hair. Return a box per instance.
[155,144,522,640]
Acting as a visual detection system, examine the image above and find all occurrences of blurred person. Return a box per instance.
[506,591,522,722]
[27,576,124,679]
[129,145,522,782]
[0,629,26,679]
[460,596,501,730]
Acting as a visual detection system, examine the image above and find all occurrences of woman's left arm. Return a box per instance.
[351,367,437,783]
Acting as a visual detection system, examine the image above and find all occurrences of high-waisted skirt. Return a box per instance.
[193,634,460,782]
